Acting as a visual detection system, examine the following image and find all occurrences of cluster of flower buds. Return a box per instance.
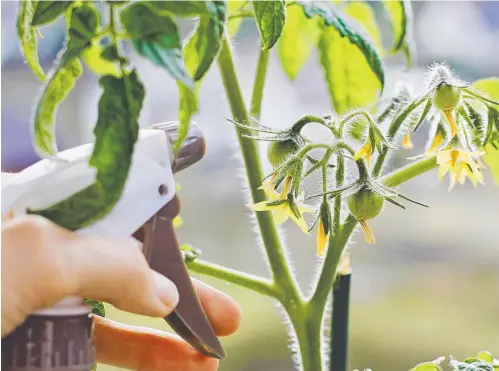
[237,64,499,257]
[401,64,499,190]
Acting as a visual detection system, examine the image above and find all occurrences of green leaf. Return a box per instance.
[253,0,286,49]
[278,4,320,80]
[144,0,209,16]
[32,57,83,158]
[17,0,45,81]
[84,299,105,317]
[122,3,195,89]
[471,78,499,101]
[300,1,385,96]
[30,71,145,230]
[227,1,247,37]
[101,45,120,62]
[31,1,73,26]
[120,2,180,38]
[133,36,194,89]
[66,3,100,56]
[183,0,227,81]
[174,1,226,149]
[383,0,414,66]
[82,41,121,77]
[312,2,383,114]
[347,2,383,54]
[177,83,199,151]
[484,132,499,186]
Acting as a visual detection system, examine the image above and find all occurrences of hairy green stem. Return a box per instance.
[217,34,300,303]
[292,312,324,371]
[250,48,270,119]
[381,156,437,187]
[188,259,277,298]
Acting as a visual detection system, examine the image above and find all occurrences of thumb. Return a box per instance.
[2,216,179,337]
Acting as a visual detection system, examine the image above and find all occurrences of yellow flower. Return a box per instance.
[441,109,459,137]
[354,142,374,166]
[436,149,485,191]
[251,176,313,234]
[316,201,331,257]
[359,219,376,244]
[317,219,328,256]
[427,132,444,153]
[402,132,414,150]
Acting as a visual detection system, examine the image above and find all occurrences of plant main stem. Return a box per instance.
[189,31,441,371]
[217,34,300,303]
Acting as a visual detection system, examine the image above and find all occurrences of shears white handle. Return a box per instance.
[2,125,176,238]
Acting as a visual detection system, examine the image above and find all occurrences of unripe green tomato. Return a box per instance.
[347,187,384,220]
[433,83,461,110]
[267,139,300,168]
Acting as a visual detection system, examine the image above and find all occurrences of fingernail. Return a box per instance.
[153,272,179,312]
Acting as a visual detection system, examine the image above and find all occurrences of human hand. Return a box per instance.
[1,214,241,371]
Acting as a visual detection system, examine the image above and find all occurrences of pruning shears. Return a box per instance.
[1,122,226,370]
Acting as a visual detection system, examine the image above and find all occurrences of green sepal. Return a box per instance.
[287,193,302,220]
[485,106,499,145]
[462,87,499,106]
[412,97,432,133]
[266,199,288,207]
[386,90,432,141]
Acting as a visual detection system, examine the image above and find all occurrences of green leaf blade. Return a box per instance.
[316,8,383,113]
[30,71,145,231]
[471,77,499,101]
[227,0,247,37]
[176,83,199,151]
[173,1,226,149]
[17,0,46,81]
[32,57,83,158]
[122,3,195,89]
[31,1,73,26]
[133,37,195,90]
[253,0,286,49]
[186,0,227,81]
[300,1,385,93]
[383,0,415,67]
[484,133,499,187]
[144,0,209,16]
[278,4,320,80]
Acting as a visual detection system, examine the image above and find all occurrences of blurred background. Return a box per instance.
[2,1,499,370]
